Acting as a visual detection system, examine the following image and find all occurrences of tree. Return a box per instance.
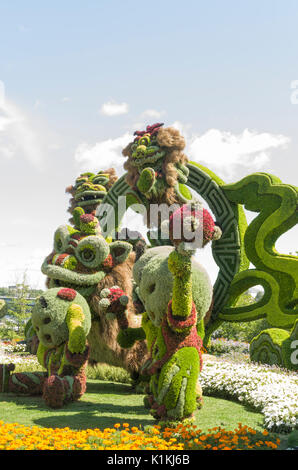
[7,273,33,336]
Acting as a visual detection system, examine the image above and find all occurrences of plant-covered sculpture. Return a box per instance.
[24,318,39,354]
[94,125,297,371]
[123,123,193,210]
[250,319,298,370]
[66,168,118,224]
[109,205,221,423]
[41,207,148,379]
[215,173,298,330]
[0,287,91,408]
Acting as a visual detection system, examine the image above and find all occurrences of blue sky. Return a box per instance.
[0,0,297,287]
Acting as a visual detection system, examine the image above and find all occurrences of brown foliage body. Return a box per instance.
[123,127,188,206]
[87,251,148,375]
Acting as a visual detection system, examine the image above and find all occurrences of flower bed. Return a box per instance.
[0,421,280,450]
[200,361,298,433]
[0,341,39,367]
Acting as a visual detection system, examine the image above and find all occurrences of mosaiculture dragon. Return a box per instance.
[1,123,297,423]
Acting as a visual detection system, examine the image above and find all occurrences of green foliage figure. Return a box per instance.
[218,173,297,330]
[112,204,221,424]
[66,168,118,223]
[142,249,204,424]
[250,319,298,371]
[123,123,193,212]
[42,207,131,299]
[0,287,91,408]
[41,206,148,377]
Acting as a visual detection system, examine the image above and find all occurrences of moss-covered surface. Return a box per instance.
[222,173,298,329]
[250,319,298,370]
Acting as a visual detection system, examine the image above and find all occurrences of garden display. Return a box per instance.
[1,122,297,432]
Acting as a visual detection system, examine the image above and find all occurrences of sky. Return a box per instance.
[0,0,297,289]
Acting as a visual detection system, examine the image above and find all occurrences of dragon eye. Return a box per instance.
[139,135,150,146]
[81,248,95,261]
[75,236,109,268]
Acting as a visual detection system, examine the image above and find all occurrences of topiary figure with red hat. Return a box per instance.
[105,204,222,424]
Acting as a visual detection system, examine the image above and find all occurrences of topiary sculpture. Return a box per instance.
[66,168,118,224]
[250,319,298,370]
[122,123,194,212]
[107,205,220,423]
[41,207,148,379]
[0,287,91,408]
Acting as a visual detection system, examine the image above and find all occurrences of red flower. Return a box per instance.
[57,288,77,301]
[80,214,95,224]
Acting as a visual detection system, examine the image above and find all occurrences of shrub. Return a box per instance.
[212,318,272,343]
[208,338,249,356]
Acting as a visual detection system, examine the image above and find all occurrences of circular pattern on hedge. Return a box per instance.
[97,163,244,317]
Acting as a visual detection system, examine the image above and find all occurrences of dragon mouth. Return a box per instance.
[131,151,165,168]
[74,190,107,207]
[48,278,96,297]
[41,259,105,287]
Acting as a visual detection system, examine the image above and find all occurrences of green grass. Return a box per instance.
[0,379,266,432]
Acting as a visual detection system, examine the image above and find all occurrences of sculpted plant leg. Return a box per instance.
[0,364,47,395]
[150,348,200,421]
[43,369,87,408]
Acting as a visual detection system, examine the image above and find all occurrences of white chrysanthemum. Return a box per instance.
[200,361,298,432]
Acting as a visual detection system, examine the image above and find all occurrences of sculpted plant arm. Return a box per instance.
[66,304,87,354]
[37,341,48,369]
[167,250,193,320]
[98,286,146,348]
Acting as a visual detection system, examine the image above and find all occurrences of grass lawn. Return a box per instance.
[0,379,265,432]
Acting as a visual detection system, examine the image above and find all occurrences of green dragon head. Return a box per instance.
[128,123,166,170]
[42,207,133,298]
[66,168,118,220]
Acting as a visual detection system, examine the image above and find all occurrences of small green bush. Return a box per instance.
[287,430,298,448]
[212,318,272,343]
[208,338,249,356]
[86,363,131,384]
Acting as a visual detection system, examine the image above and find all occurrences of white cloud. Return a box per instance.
[141,109,166,119]
[171,120,192,136]
[0,245,49,289]
[100,100,129,116]
[61,97,71,102]
[187,128,290,180]
[34,99,44,109]
[0,98,43,168]
[74,132,132,174]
